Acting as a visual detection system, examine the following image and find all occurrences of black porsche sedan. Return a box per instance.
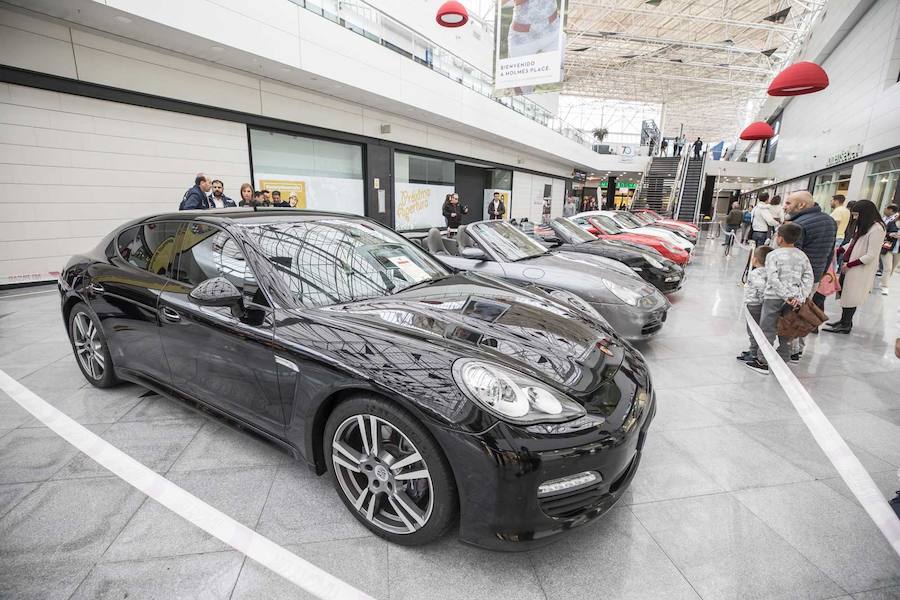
[538,217,685,293]
[58,209,655,550]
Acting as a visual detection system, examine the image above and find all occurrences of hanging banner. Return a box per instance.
[494,0,567,95]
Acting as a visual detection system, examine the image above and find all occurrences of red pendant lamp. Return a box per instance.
[768,61,829,96]
[436,1,468,27]
[740,121,775,140]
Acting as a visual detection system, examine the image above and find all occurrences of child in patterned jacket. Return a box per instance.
[737,245,774,362]
[746,223,814,374]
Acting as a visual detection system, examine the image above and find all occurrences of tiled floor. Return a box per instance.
[1,236,899,600]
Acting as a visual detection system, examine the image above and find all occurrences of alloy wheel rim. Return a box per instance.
[332,414,434,535]
[72,313,105,380]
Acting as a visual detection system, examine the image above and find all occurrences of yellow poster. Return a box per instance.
[259,179,307,208]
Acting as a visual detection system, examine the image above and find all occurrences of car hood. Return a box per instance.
[504,252,660,300]
[308,272,626,396]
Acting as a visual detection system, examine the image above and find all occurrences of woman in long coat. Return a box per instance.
[824,199,886,334]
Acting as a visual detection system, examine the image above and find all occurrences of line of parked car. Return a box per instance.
[58,206,698,551]
[407,208,699,341]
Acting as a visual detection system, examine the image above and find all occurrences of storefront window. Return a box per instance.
[811,170,851,212]
[249,129,364,214]
[394,153,456,230]
[862,157,900,212]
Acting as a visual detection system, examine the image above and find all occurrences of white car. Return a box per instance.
[578,211,694,253]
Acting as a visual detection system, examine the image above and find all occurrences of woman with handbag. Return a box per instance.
[824,200,886,334]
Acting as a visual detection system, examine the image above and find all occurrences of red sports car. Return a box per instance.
[571,215,690,266]
[632,209,700,232]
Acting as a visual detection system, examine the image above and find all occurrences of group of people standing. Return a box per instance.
[737,189,893,371]
[179,173,298,210]
[659,135,704,159]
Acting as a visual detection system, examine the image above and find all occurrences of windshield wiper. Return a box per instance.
[390,274,450,294]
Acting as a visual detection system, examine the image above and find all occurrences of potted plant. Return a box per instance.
[592,127,608,142]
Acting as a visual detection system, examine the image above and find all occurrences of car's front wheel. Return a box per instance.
[68,302,118,388]
[324,395,457,545]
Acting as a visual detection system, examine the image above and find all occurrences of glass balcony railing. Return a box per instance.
[292,0,593,148]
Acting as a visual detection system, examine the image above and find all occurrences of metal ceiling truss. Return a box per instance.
[562,0,826,142]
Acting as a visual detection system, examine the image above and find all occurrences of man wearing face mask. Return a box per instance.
[180,173,212,210]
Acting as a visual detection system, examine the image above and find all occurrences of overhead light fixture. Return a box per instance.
[645,0,662,5]
[768,62,829,96]
[740,122,775,140]
[436,1,468,27]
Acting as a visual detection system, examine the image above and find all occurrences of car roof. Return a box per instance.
[140,208,370,226]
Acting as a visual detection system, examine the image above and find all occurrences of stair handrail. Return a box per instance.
[671,151,690,217]
[692,151,710,224]
[632,156,653,209]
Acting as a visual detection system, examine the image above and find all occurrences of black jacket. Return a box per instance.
[725,209,743,226]
[487,199,506,220]
[209,194,236,208]
[789,204,837,281]
[179,185,209,210]
[442,201,468,229]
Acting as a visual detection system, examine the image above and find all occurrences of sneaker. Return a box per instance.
[744,359,769,374]
[790,353,801,363]
[736,351,755,362]
[882,288,889,295]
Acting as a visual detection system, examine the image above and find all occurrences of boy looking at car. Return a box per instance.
[737,245,773,363]
[745,223,814,374]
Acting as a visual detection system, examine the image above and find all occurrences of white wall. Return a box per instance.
[509,171,563,224]
[0,0,601,175]
[0,83,250,283]
[771,0,900,182]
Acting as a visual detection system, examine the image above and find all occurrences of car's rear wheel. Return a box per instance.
[324,396,457,545]
[68,303,118,388]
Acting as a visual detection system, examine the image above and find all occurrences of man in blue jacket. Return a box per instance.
[179,173,212,210]
[784,191,837,353]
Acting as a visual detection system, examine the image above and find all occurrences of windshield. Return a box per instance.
[240,218,450,307]
[470,221,548,261]
[588,215,625,235]
[551,217,597,245]
[615,213,645,228]
[630,212,655,225]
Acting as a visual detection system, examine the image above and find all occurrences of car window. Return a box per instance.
[551,218,595,244]
[590,216,622,234]
[617,213,643,228]
[239,218,450,308]
[116,222,183,277]
[470,221,548,262]
[173,223,263,305]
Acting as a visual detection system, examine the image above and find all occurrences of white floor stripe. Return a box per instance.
[0,368,375,600]
[0,289,57,299]
[745,311,900,558]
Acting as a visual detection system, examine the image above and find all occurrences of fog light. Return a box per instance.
[537,471,601,497]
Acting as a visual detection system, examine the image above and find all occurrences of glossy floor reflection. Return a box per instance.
[1,235,898,600]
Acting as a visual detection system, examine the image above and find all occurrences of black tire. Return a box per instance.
[324,395,457,545]
[67,302,119,388]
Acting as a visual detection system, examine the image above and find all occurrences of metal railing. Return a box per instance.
[292,0,592,148]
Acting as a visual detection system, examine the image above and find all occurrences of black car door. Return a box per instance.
[156,222,285,434]
[84,221,182,385]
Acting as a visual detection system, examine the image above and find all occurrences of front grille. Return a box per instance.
[641,310,666,335]
[539,454,638,519]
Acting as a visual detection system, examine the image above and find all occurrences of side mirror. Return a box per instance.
[189,277,243,307]
[460,247,486,260]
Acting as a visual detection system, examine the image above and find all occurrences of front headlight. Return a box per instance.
[603,279,643,306]
[546,289,607,324]
[452,359,586,424]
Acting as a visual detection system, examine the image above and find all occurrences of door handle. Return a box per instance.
[160,307,181,323]
[90,283,105,293]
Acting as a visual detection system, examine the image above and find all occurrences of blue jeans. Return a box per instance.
[750,230,768,246]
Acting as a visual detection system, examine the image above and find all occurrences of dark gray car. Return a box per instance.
[417,221,669,340]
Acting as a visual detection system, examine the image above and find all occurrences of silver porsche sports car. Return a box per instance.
[415,221,669,340]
